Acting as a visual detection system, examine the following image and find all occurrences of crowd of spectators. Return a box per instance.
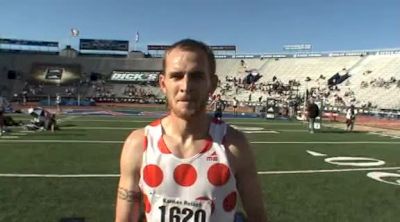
[3,62,399,110]
[360,77,399,89]
[123,84,157,98]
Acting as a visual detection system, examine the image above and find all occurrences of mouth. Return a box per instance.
[178,100,192,103]
[178,98,194,102]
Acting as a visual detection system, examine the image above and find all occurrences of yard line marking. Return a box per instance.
[251,141,400,144]
[19,131,36,133]
[0,136,19,139]
[1,166,400,177]
[62,127,305,133]
[244,130,279,134]
[306,150,327,156]
[368,132,400,140]
[0,174,119,178]
[66,119,155,123]
[1,140,400,144]
[258,166,400,175]
[0,140,123,144]
[64,127,138,130]
[57,115,76,124]
[66,119,302,125]
[9,133,28,136]
[229,122,301,125]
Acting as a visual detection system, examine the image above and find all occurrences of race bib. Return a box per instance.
[148,194,213,222]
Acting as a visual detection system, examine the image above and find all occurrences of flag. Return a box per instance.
[71,28,79,37]
[135,31,139,43]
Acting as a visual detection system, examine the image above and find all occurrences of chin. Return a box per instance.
[171,107,205,120]
[174,110,197,119]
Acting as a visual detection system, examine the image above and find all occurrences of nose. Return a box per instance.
[180,74,194,93]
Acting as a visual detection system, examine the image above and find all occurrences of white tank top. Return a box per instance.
[139,118,237,222]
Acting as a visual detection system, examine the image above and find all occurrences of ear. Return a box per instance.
[159,73,167,94]
[209,74,218,95]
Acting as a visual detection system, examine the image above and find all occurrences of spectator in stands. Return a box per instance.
[345,105,356,131]
[306,99,319,134]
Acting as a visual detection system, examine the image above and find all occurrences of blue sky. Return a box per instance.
[1,0,399,53]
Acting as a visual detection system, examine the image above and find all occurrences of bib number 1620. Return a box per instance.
[159,205,206,222]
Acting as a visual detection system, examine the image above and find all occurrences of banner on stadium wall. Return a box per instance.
[0,38,58,47]
[30,63,81,85]
[110,71,159,82]
[283,44,312,51]
[376,50,400,55]
[210,45,236,51]
[293,53,322,58]
[147,45,236,51]
[262,54,289,58]
[147,45,170,50]
[234,55,255,58]
[79,39,129,51]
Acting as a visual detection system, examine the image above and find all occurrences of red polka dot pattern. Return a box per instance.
[207,163,230,186]
[223,191,237,212]
[173,164,197,186]
[143,164,164,187]
[143,193,151,213]
[149,119,161,126]
[158,137,172,154]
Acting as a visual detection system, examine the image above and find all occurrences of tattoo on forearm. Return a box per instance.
[118,187,142,202]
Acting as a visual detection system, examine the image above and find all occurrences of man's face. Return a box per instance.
[160,47,216,119]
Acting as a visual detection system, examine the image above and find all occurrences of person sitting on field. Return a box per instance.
[26,107,57,132]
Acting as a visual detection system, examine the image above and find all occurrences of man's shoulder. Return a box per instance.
[223,125,250,154]
[123,128,146,152]
[223,125,256,175]
[120,127,147,169]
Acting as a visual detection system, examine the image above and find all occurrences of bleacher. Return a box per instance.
[1,47,400,110]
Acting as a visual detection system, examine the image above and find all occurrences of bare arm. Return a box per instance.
[115,129,145,222]
[208,100,215,110]
[225,126,268,222]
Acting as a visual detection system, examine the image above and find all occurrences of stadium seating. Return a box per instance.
[1,50,400,110]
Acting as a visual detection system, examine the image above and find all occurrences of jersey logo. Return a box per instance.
[206,151,218,162]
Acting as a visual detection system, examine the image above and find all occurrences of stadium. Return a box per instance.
[1,11,400,221]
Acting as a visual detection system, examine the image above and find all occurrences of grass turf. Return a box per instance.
[1,114,400,222]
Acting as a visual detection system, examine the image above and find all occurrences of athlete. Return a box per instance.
[232,97,239,117]
[115,39,267,222]
[0,96,10,136]
[209,94,225,120]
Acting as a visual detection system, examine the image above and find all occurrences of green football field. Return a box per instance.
[1,114,400,222]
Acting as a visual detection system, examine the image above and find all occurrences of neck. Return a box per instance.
[163,112,210,141]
